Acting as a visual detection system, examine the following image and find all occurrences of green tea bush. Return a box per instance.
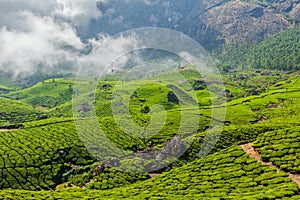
[0,145,299,199]
[0,121,95,190]
[253,127,300,173]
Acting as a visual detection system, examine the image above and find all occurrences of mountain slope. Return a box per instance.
[87,0,299,49]
[214,28,300,70]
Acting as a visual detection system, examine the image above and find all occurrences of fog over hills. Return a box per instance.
[0,1,300,199]
[0,0,299,80]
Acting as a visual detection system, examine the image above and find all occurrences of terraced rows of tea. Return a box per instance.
[0,97,40,127]
[0,120,95,190]
[253,127,300,174]
[2,79,74,109]
[1,145,299,199]
[0,73,299,199]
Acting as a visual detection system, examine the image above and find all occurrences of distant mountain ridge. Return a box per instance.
[86,0,300,49]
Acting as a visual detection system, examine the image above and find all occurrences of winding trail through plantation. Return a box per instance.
[0,129,18,132]
[241,143,300,189]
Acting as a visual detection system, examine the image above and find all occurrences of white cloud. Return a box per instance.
[0,0,145,78]
[0,1,163,77]
[0,0,104,76]
[80,33,143,77]
[143,0,161,6]
[54,0,102,28]
[0,11,85,76]
[0,0,101,28]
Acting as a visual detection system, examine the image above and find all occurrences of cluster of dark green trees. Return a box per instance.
[215,28,300,71]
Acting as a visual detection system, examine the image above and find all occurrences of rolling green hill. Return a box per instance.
[0,67,299,199]
[2,79,74,109]
[0,0,300,198]
[0,97,41,127]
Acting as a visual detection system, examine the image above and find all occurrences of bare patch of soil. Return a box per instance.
[0,129,19,132]
[149,173,161,178]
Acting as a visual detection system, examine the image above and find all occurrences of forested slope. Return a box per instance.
[215,28,300,71]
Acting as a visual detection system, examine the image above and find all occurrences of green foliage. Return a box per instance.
[0,62,299,199]
[0,146,299,199]
[86,168,148,190]
[254,127,300,173]
[214,28,300,71]
[0,97,40,127]
[0,120,95,190]
[2,79,74,108]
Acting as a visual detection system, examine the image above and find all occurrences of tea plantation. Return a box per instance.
[0,71,299,199]
[0,120,95,190]
[253,127,300,173]
[0,97,40,127]
[2,79,74,109]
[0,146,299,199]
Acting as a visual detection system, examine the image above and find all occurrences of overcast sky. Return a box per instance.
[0,0,106,76]
[0,0,187,77]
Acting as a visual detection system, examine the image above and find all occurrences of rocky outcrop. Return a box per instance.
[92,0,299,48]
[180,0,299,46]
[261,0,300,24]
[199,1,292,43]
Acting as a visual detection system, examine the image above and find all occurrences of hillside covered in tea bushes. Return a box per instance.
[0,69,299,199]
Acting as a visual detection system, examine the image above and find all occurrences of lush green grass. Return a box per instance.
[49,101,73,118]
[222,75,300,125]
[170,74,300,170]
[62,163,149,190]
[2,75,299,194]
[0,117,155,191]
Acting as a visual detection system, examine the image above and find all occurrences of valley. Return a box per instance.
[0,1,299,199]
[0,59,299,198]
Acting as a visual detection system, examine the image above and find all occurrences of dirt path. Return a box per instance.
[289,174,300,188]
[83,179,94,189]
[149,173,161,178]
[241,143,279,172]
[241,143,300,189]
[0,129,18,132]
